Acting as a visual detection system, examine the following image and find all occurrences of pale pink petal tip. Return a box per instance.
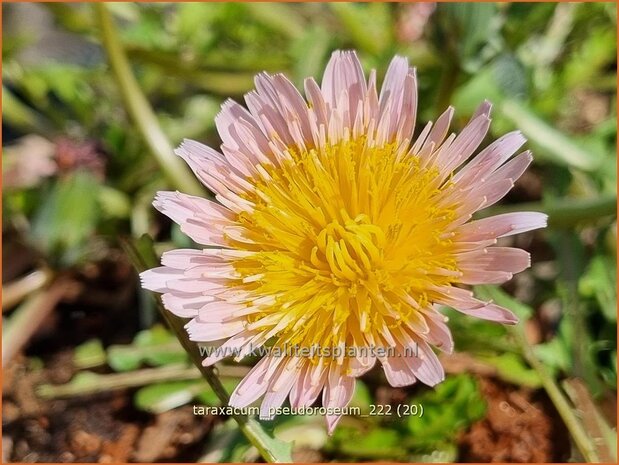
[324,373,355,435]
[139,267,181,293]
[466,303,519,325]
[382,356,417,387]
[526,212,549,230]
[493,211,548,237]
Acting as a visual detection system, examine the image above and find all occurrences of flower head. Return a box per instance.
[141,51,547,433]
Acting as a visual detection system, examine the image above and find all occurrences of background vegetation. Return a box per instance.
[3,2,617,462]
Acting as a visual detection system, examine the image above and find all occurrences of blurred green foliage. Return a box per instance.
[3,2,617,462]
[107,324,189,372]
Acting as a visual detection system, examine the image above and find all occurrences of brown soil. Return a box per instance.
[3,255,217,463]
[458,378,571,462]
[4,360,215,463]
[4,352,574,463]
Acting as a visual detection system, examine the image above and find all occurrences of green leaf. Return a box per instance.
[31,171,101,266]
[73,339,106,369]
[161,95,219,143]
[329,427,407,460]
[454,61,607,173]
[174,3,216,49]
[407,375,486,448]
[534,334,572,374]
[475,285,534,321]
[107,325,187,372]
[579,255,617,322]
[245,3,305,40]
[291,25,331,88]
[134,380,203,413]
[107,345,143,372]
[434,3,501,71]
[492,54,528,98]
[600,350,617,390]
[563,27,616,89]
[199,421,249,463]
[500,99,605,172]
[330,3,392,56]
[479,352,542,388]
[37,371,102,398]
[452,54,527,115]
[452,64,503,114]
[243,418,294,463]
[446,308,513,354]
[135,325,189,366]
[98,186,131,219]
[2,85,52,134]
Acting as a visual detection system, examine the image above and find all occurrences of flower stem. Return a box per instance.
[122,236,293,463]
[95,3,203,197]
[518,335,601,463]
[562,379,616,462]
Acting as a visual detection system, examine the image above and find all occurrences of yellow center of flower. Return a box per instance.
[228,138,460,367]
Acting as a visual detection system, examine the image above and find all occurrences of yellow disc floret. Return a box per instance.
[227,137,460,367]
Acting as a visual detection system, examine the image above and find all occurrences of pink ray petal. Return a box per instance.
[432,285,518,324]
[260,359,301,420]
[229,356,278,408]
[323,366,355,434]
[455,211,548,242]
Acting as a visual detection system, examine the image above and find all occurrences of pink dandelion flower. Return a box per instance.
[141,51,547,433]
